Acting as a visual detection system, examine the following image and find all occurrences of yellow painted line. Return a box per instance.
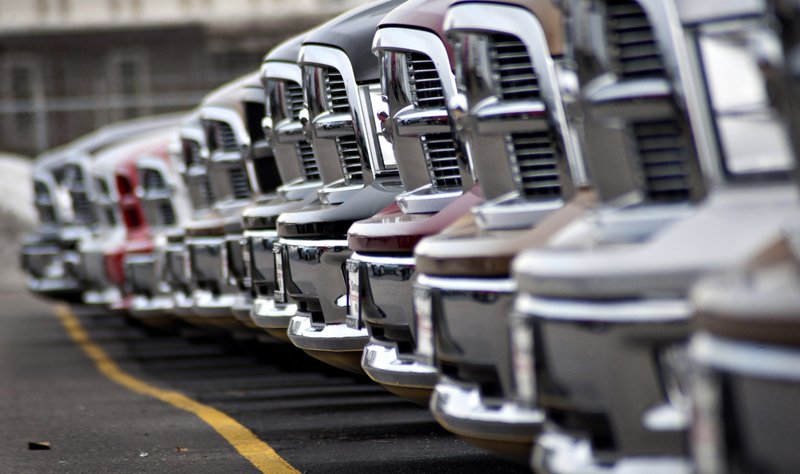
[54,304,299,474]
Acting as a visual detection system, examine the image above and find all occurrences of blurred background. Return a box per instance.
[0,0,367,157]
[0,0,367,288]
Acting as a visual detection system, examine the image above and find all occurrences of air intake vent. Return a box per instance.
[158,202,177,226]
[324,68,350,114]
[229,166,251,200]
[423,133,462,190]
[632,119,692,202]
[335,135,363,183]
[606,0,664,79]
[507,131,563,199]
[183,139,202,166]
[210,121,239,152]
[34,181,56,223]
[284,81,305,120]
[94,177,110,198]
[408,52,446,108]
[72,192,94,225]
[296,140,320,181]
[142,169,167,191]
[488,33,540,100]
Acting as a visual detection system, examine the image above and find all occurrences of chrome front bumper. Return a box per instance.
[515,294,691,472]
[432,376,544,443]
[350,253,437,389]
[23,246,83,297]
[125,252,175,317]
[418,274,542,442]
[277,238,367,352]
[287,311,369,352]
[244,229,297,329]
[163,243,193,316]
[690,333,800,474]
[533,430,691,474]
[186,236,238,318]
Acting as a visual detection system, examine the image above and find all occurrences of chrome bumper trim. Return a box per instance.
[431,376,543,442]
[533,430,691,474]
[287,312,368,352]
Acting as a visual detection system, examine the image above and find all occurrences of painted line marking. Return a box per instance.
[54,304,298,474]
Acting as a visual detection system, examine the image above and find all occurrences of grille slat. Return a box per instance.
[606,0,665,79]
[228,166,252,200]
[284,81,305,120]
[488,33,540,101]
[296,140,320,181]
[632,119,692,202]
[507,131,563,200]
[325,69,351,114]
[158,202,176,226]
[335,135,363,182]
[423,132,462,190]
[408,53,446,109]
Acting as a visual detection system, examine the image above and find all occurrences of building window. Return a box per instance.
[0,56,46,153]
[107,51,151,121]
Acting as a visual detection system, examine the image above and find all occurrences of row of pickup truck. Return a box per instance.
[19,0,800,472]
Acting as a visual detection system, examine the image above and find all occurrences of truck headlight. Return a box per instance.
[698,21,793,175]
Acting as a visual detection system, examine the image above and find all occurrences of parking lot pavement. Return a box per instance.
[0,288,528,473]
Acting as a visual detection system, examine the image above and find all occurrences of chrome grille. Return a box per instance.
[335,135,363,183]
[422,133,462,190]
[72,192,94,225]
[324,68,350,114]
[182,139,202,166]
[284,81,305,120]
[141,169,167,191]
[94,177,110,198]
[507,131,563,199]
[209,120,239,152]
[296,140,320,181]
[488,33,540,100]
[408,52,446,108]
[64,164,95,225]
[158,202,177,226]
[228,166,252,200]
[33,181,56,223]
[606,0,664,79]
[632,119,692,202]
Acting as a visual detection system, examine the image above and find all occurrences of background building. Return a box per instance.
[0,0,365,156]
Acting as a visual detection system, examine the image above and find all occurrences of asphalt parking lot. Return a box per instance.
[0,282,528,473]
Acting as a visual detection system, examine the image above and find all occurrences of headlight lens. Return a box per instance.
[699,23,793,175]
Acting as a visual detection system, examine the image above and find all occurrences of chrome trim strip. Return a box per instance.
[691,332,800,380]
[416,274,516,293]
[351,252,415,266]
[515,293,690,323]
